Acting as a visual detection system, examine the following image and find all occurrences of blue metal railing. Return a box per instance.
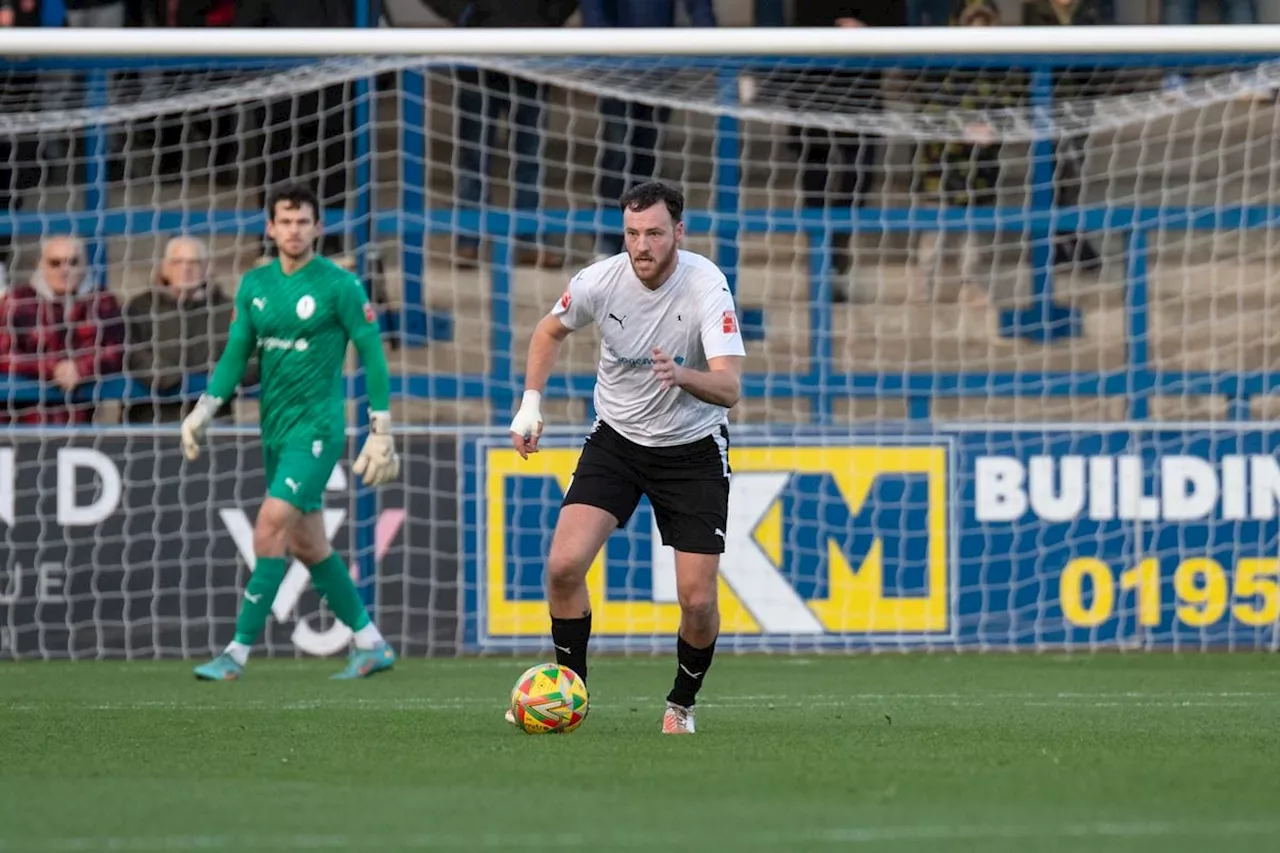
[6,201,1280,420]
[9,47,1276,427]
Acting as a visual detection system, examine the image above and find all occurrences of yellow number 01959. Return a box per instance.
[1059,557,1280,628]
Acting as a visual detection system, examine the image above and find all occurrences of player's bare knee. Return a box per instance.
[678,587,718,629]
[545,553,589,598]
[253,504,292,556]
[290,535,329,568]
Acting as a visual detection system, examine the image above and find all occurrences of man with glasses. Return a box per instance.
[0,236,124,424]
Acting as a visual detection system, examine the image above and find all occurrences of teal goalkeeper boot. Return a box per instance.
[331,642,396,680]
[193,653,243,681]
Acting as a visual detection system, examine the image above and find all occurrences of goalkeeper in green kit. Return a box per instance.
[185,185,400,681]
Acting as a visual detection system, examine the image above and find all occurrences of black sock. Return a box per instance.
[666,634,716,708]
[550,613,592,684]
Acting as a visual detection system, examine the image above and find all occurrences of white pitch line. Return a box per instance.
[6,820,1280,852]
[816,819,1280,844]
[6,691,1280,714]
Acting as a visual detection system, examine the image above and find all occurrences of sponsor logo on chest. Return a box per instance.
[296,294,316,320]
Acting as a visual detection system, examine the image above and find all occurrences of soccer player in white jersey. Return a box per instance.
[508,181,746,734]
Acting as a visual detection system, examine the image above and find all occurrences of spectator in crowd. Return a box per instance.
[788,1,907,295]
[236,0,354,256]
[0,0,38,25]
[123,236,254,424]
[0,0,41,287]
[64,0,124,26]
[1165,0,1255,25]
[910,0,1010,303]
[146,0,240,183]
[452,0,577,269]
[1022,0,1104,272]
[0,236,124,425]
[1161,1,1262,99]
[581,0,716,258]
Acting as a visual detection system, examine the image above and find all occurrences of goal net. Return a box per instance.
[4,28,1280,659]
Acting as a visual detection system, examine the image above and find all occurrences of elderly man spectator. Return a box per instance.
[123,236,254,424]
[0,236,124,424]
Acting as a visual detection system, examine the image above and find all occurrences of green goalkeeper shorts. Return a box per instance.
[264,440,345,514]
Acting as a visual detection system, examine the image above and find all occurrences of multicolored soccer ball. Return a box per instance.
[509,663,589,734]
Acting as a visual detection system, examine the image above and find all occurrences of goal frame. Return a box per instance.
[7,25,1280,57]
[3,27,1280,656]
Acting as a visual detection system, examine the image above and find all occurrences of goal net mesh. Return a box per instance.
[3,51,1280,659]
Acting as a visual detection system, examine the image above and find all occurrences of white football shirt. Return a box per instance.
[550,250,746,447]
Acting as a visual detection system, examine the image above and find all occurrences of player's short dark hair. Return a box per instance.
[267,184,320,222]
[619,182,684,224]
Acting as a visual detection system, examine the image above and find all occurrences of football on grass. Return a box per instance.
[509,663,588,734]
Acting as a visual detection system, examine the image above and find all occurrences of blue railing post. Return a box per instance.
[908,396,931,421]
[1028,67,1057,335]
[807,225,833,423]
[352,0,377,610]
[713,72,741,294]
[399,69,429,345]
[753,0,785,26]
[41,0,64,25]
[1125,228,1151,421]
[490,235,516,424]
[84,68,110,281]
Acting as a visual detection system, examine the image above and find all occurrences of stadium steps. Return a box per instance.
[88,237,1280,426]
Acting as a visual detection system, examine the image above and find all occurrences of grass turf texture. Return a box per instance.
[3,655,1279,853]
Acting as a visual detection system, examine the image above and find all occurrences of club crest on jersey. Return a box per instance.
[296,295,316,320]
[722,310,738,334]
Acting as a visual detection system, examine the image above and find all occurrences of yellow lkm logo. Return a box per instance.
[481,446,951,639]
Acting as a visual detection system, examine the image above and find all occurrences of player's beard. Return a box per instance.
[278,241,314,265]
[629,244,678,288]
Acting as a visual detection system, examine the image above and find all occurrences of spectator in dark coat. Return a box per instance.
[1022,0,1105,272]
[910,0,1014,302]
[452,1,577,269]
[787,1,908,293]
[123,236,256,424]
[0,0,42,281]
[146,0,239,182]
[0,237,124,425]
[581,0,716,257]
[236,0,354,256]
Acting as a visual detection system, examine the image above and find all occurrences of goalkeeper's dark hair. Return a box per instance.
[267,184,320,222]
[619,182,684,224]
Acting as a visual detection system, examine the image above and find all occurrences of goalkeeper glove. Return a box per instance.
[509,390,543,459]
[353,410,400,487]
[180,394,221,461]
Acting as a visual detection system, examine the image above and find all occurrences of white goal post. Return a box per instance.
[9,25,1280,56]
[3,26,1280,659]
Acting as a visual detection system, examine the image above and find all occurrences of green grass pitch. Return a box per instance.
[3,654,1280,853]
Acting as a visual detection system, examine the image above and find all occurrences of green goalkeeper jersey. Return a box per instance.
[206,255,391,446]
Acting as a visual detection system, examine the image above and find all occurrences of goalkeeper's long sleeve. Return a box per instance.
[351,326,391,413]
[205,318,254,403]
